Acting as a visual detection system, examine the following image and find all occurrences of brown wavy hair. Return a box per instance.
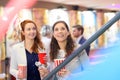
[20,20,44,53]
[49,21,75,61]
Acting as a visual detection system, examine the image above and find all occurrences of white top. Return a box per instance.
[76,35,83,44]
[49,44,89,80]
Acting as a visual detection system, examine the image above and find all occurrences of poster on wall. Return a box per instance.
[81,11,97,49]
[104,12,119,47]
[77,11,82,25]
[7,9,32,36]
[48,9,70,27]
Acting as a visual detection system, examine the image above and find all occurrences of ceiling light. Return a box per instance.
[112,3,115,6]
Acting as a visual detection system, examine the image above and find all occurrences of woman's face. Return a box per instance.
[22,23,37,40]
[53,22,70,42]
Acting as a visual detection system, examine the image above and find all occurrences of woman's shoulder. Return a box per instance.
[12,41,24,48]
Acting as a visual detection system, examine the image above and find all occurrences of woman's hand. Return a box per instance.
[38,67,49,79]
[58,69,70,77]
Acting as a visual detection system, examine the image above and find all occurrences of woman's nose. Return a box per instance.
[58,29,62,32]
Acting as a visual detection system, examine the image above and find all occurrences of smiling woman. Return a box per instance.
[10,20,49,80]
[48,21,89,80]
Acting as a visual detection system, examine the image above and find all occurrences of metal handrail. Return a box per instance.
[43,11,120,80]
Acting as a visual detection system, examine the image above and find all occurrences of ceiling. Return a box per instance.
[39,0,120,11]
[0,0,120,11]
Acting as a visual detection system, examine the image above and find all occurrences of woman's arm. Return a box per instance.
[9,46,19,78]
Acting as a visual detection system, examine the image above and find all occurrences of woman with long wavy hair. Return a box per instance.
[49,21,89,80]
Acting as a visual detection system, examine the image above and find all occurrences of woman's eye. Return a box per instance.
[54,28,58,31]
[27,28,30,31]
[61,27,65,30]
[33,27,36,30]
